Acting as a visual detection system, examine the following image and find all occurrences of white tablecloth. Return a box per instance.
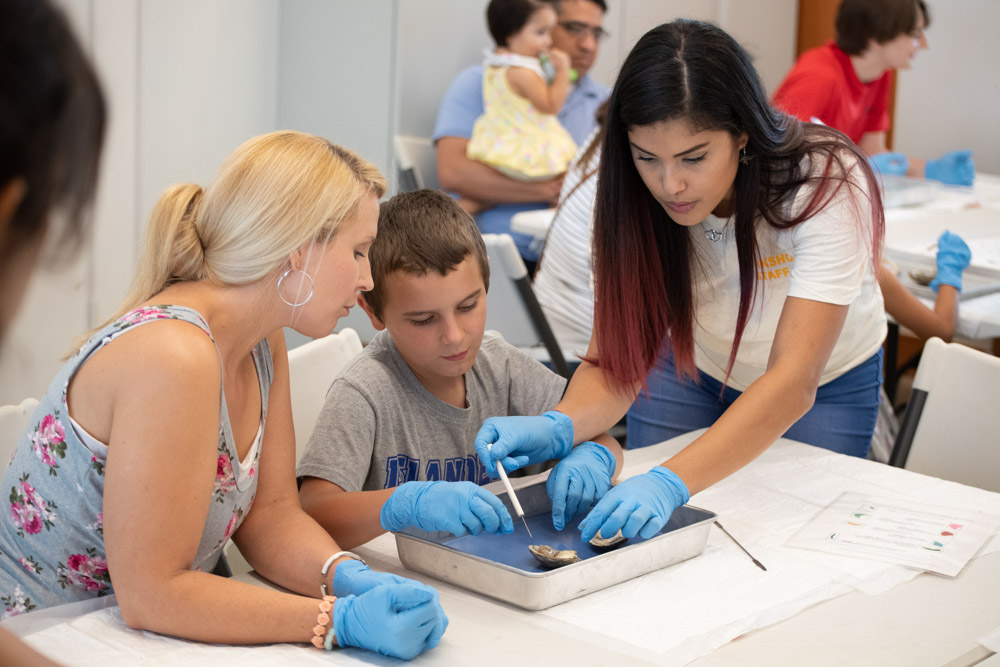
[6,431,1000,666]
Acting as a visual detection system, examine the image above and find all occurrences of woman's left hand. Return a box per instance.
[578,466,690,542]
[546,442,616,530]
[333,559,417,597]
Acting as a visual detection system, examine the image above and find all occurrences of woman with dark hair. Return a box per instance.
[0,0,105,348]
[0,0,105,663]
[476,19,886,542]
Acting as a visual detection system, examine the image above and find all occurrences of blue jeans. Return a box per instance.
[626,349,884,457]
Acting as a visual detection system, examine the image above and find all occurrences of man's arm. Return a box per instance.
[436,137,562,207]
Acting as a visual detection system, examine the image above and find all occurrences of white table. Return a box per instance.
[6,431,1000,666]
[884,173,1000,341]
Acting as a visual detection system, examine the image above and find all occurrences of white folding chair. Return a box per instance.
[393,135,439,192]
[889,337,1000,492]
[483,233,574,379]
[0,397,39,468]
[287,328,364,464]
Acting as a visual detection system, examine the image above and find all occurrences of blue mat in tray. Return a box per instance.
[440,505,705,573]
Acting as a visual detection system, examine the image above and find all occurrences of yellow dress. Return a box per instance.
[466,51,578,181]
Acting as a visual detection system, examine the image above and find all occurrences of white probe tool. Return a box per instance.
[489,444,533,539]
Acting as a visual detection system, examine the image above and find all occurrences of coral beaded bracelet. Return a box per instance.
[310,595,335,650]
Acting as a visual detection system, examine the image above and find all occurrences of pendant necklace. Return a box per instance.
[705,228,723,242]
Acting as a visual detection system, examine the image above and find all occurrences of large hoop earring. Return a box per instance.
[277,268,314,307]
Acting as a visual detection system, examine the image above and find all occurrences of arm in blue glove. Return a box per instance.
[547,441,617,530]
[332,559,449,651]
[474,410,574,477]
[868,152,909,176]
[925,150,975,186]
[578,466,690,542]
[332,583,448,660]
[380,481,514,536]
[333,558,424,597]
[929,229,972,293]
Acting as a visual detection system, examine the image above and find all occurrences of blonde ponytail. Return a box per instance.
[122,183,206,305]
[74,131,385,351]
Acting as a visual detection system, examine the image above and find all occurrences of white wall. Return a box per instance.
[394,0,796,141]
[279,1,398,184]
[0,0,282,404]
[3,0,996,404]
[894,0,1000,174]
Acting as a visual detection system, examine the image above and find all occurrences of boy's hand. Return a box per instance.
[333,584,448,660]
[579,466,690,542]
[380,481,514,536]
[474,410,574,476]
[868,152,908,176]
[547,441,616,530]
[925,149,975,186]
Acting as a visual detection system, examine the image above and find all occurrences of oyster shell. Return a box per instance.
[909,268,936,286]
[589,529,627,549]
[528,544,581,568]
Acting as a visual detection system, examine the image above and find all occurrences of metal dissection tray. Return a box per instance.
[885,246,1000,301]
[394,480,716,610]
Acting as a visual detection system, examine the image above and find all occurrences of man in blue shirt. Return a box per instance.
[433,0,610,264]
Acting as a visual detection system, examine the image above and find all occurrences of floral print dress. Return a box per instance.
[0,306,270,618]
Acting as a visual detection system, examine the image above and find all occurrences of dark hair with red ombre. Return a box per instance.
[591,20,884,392]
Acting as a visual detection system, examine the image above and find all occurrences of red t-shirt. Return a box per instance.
[772,41,892,145]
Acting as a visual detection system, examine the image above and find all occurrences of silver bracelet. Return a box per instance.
[320,550,368,598]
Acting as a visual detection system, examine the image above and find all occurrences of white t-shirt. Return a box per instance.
[691,153,887,391]
[534,129,601,352]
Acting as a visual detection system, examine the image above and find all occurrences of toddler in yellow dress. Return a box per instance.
[466,0,578,181]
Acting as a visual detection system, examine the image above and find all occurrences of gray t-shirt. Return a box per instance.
[296,330,567,491]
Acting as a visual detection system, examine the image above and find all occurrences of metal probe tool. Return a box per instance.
[489,444,533,539]
[715,520,767,571]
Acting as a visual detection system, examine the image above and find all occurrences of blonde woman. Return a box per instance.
[0,131,447,660]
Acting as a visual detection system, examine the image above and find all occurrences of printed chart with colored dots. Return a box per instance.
[786,491,1000,577]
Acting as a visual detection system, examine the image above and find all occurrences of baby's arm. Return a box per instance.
[506,48,571,115]
[299,480,395,550]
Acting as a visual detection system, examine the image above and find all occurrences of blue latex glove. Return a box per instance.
[380,480,514,536]
[868,152,909,176]
[333,583,448,660]
[547,441,616,530]
[333,559,417,597]
[925,150,975,186]
[474,410,574,477]
[929,229,972,292]
[332,560,448,646]
[578,466,690,542]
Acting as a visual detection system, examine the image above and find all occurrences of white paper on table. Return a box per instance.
[980,626,1000,652]
[968,237,1000,268]
[785,491,1000,577]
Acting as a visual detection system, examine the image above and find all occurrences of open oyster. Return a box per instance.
[528,544,581,568]
[908,268,936,286]
[589,529,627,549]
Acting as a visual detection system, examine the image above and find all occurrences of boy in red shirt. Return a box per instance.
[773,0,973,186]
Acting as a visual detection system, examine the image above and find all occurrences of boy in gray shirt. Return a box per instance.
[298,190,621,548]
